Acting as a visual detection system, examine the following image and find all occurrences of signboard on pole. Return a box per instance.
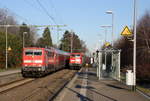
[121,26,132,36]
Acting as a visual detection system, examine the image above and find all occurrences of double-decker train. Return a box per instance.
[21,47,70,77]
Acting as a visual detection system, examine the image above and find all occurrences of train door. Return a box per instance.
[44,50,48,72]
[53,52,58,70]
[48,51,55,71]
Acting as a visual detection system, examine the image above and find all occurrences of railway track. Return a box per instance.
[22,70,73,101]
[0,78,35,93]
[0,69,77,101]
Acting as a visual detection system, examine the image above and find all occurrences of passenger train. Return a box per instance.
[21,47,70,77]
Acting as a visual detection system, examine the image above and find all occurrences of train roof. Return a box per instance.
[70,53,83,55]
[23,47,70,55]
[52,48,70,56]
[24,47,45,51]
[24,47,53,52]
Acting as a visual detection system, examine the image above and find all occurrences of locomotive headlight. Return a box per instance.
[38,68,41,71]
[42,67,45,71]
[35,60,42,63]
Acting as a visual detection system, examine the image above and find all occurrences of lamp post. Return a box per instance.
[23,32,27,48]
[5,25,8,69]
[101,25,111,43]
[106,11,114,47]
[57,28,64,48]
[70,30,73,53]
[106,11,114,75]
[57,26,59,47]
[97,34,104,49]
[101,25,111,75]
[5,14,9,70]
[133,0,137,91]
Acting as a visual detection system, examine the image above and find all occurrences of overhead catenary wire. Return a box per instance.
[48,0,64,25]
[23,0,43,13]
[36,0,57,25]
[23,0,61,33]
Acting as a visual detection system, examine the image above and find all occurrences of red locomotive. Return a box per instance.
[69,53,83,70]
[21,47,70,77]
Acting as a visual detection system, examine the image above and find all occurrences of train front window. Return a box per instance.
[25,51,33,55]
[71,54,80,57]
[25,50,42,56]
[34,50,42,56]
[34,52,42,55]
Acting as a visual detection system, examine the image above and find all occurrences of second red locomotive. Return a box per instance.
[69,53,83,70]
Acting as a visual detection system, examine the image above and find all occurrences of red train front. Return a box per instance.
[69,53,83,70]
[21,47,70,77]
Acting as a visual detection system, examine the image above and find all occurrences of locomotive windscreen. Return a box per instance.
[71,54,80,57]
[25,49,42,56]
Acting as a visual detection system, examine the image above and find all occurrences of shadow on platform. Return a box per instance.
[73,84,117,101]
[66,87,93,101]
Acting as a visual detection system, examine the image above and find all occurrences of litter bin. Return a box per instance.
[126,70,133,85]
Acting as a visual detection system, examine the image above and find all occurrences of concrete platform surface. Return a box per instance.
[0,69,20,76]
[54,67,149,101]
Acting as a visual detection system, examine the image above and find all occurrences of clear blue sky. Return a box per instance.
[0,0,150,52]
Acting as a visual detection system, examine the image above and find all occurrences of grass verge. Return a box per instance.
[137,86,150,96]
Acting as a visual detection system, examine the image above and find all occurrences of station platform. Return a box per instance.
[0,69,20,76]
[54,67,149,101]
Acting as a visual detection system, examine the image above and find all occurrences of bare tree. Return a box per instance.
[0,8,19,34]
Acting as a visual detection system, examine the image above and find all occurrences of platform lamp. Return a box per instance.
[106,10,114,47]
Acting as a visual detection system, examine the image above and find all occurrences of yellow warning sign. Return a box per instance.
[121,26,132,36]
[105,42,110,47]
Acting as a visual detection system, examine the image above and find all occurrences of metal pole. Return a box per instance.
[133,0,137,91]
[98,52,101,80]
[95,52,99,77]
[23,32,24,48]
[112,13,114,47]
[97,57,99,77]
[118,51,121,81]
[105,28,107,43]
[105,51,107,71]
[105,11,114,46]
[5,14,8,70]
[5,25,8,69]
[71,31,73,53]
[111,14,114,74]
[101,25,111,43]
[57,26,59,47]
[23,32,27,48]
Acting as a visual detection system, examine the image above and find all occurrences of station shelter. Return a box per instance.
[94,49,121,81]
